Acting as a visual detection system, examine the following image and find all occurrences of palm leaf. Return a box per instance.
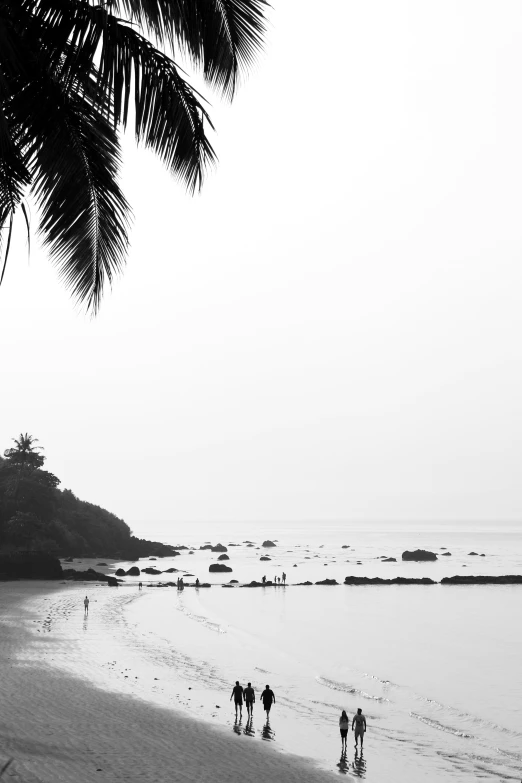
[113,0,268,96]
[13,73,130,311]
[20,0,217,192]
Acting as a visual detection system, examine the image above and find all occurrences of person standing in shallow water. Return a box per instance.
[261,684,275,720]
[83,596,89,615]
[339,710,349,753]
[352,708,366,749]
[282,572,286,585]
[230,681,244,719]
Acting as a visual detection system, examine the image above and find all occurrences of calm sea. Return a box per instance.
[115,520,522,781]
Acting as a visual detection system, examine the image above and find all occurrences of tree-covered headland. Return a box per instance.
[0,434,175,558]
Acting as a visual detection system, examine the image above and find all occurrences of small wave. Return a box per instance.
[410,712,473,738]
[179,609,226,634]
[317,676,389,702]
[361,672,398,687]
[416,695,522,740]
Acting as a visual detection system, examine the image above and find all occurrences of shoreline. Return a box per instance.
[0,581,338,783]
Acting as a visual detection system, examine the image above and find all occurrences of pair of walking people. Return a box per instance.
[230,681,275,720]
[339,708,366,753]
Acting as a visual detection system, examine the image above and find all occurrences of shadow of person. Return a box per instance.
[352,749,366,778]
[261,721,275,741]
[243,718,255,737]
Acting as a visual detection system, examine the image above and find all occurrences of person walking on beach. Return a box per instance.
[352,708,366,749]
[261,684,275,720]
[339,710,349,754]
[230,681,244,719]
[244,682,255,717]
[84,596,89,615]
[138,582,142,590]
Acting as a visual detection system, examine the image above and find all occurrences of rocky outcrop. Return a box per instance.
[441,552,452,556]
[260,556,271,561]
[115,568,126,576]
[241,579,273,587]
[107,576,119,586]
[163,567,179,573]
[402,550,437,561]
[209,563,232,572]
[296,581,313,586]
[0,552,63,580]
[62,567,122,584]
[315,579,338,585]
[344,576,436,585]
[382,557,396,562]
[126,566,141,576]
[217,554,230,561]
[441,575,522,584]
[141,567,162,575]
[211,544,227,553]
[262,540,276,547]
[468,552,479,556]
[199,545,213,550]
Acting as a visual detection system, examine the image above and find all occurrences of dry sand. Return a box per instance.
[0,582,339,783]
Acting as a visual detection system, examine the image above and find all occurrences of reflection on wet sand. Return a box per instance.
[336,753,350,774]
[243,718,255,737]
[261,720,275,741]
[233,718,242,736]
[352,750,366,778]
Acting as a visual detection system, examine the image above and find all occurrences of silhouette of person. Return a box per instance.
[262,575,266,584]
[195,578,200,587]
[230,680,244,719]
[282,572,286,585]
[261,684,275,719]
[352,708,366,749]
[83,596,89,615]
[138,582,142,590]
[339,709,349,753]
[244,681,255,717]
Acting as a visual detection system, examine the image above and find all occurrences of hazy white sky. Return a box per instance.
[2,1,522,535]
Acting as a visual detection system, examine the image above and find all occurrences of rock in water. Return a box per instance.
[262,540,276,547]
[126,566,141,576]
[402,549,437,561]
[344,576,436,585]
[217,554,230,561]
[315,579,339,585]
[441,574,522,584]
[209,563,232,573]
[260,556,271,561]
[211,543,228,553]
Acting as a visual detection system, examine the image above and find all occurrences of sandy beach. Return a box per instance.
[0,581,337,783]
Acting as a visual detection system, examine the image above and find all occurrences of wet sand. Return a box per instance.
[0,582,338,783]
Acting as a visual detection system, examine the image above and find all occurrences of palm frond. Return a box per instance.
[22,1,217,191]
[113,0,268,96]
[13,75,131,312]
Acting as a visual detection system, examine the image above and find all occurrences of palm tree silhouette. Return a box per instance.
[0,0,267,310]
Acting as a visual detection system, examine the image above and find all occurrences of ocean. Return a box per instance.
[55,521,522,780]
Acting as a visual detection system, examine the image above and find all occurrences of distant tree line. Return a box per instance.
[0,434,171,558]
